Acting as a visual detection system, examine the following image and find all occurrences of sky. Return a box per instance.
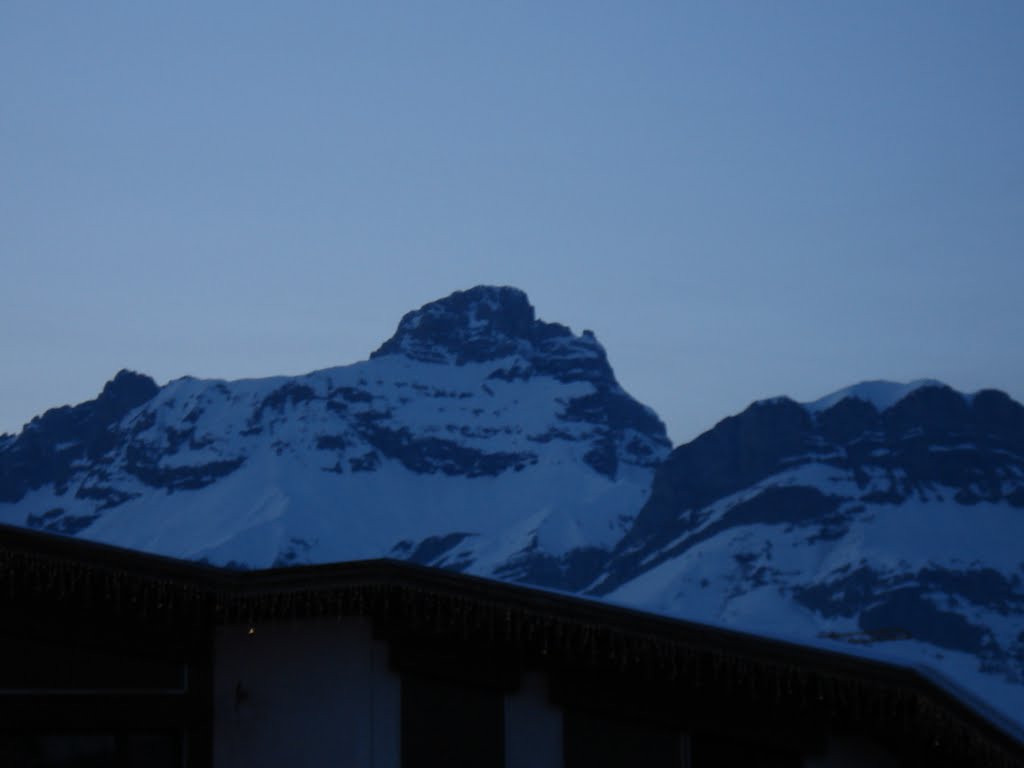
[2,2,1022,446]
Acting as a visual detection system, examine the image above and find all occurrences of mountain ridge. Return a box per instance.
[0,286,1021,730]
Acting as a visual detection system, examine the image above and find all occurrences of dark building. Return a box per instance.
[1,523,1021,767]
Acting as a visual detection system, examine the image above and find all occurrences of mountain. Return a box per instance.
[0,286,670,580]
[593,380,1024,725]
[1,288,1022,729]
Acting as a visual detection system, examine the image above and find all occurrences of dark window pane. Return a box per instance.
[402,673,504,768]
[564,709,682,768]
[690,732,802,768]
[0,731,182,768]
[0,636,185,691]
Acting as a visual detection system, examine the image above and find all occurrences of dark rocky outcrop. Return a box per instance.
[621,398,816,551]
[371,286,574,365]
[0,370,159,503]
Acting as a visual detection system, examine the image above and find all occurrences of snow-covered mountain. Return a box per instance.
[0,286,670,579]
[1,287,1022,730]
[594,380,1024,726]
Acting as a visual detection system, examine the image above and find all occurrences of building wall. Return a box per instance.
[213,617,400,768]
[212,617,900,768]
[506,670,563,768]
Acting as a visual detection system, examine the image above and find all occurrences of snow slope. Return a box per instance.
[0,286,669,582]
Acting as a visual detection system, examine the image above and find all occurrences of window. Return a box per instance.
[0,731,183,768]
[689,731,801,768]
[564,708,686,768]
[0,625,204,767]
[401,671,504,768]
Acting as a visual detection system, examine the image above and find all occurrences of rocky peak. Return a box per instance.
[0,369,160,504]
[365,287,665,479]
[370,286,591,366]
[97,369,160,414]
[625,397,815,545]
[21,369,158,438]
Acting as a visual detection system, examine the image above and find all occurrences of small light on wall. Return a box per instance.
[247,626,256,636]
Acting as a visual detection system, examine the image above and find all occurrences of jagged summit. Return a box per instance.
[370,285,597,366]
[98,369,160,408]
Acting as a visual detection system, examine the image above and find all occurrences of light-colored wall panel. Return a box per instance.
[506,670,563,768]
[213,617,400,768]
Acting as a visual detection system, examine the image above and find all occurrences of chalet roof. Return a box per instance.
[1,523,1022,767]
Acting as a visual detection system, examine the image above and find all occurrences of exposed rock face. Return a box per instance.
[371,286,577,366]
[0,370,159,504]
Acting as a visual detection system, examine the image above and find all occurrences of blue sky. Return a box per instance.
[2,2,1022,445]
